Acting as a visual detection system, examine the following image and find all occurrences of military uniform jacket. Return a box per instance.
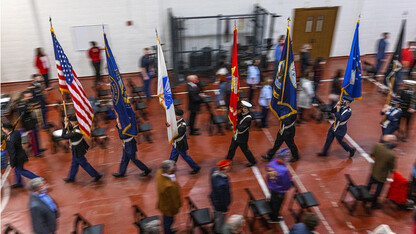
[5,131,28,168]
[381,107,402,131]
[61,125,89,157]
[331,106,351,136]
[117,125,137,155]
[187,83,202,112]
[234,112,252,143]
[18,100,36,131]
[28,81,46,108]
[173,119,188,152]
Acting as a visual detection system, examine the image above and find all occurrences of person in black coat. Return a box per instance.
[169,109,200,174]
[62,116,102,183]
[113,118,151,178]
[210,160,232,234]
[261,114,300,163]
[226,101,257,167]
[187,75,206,135]
[29,177,59,234]
[18,90,43,157]
[28,74,48,128]
[2,123,38,188]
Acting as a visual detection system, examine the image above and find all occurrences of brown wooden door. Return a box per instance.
[292,7,339,59]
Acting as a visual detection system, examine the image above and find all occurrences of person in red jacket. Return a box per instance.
[34,48,51,90]
[88,41,102,86]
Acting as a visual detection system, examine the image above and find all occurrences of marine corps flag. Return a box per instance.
[270,23,297,119]
[228,26,240,132]
[156,34,178,143]
[104,33,137,136]
[341,21,362,100]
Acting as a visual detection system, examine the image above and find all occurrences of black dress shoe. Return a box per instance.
[246,162,256,167]
[112,173,126,178]
[140,169,152,177]
[194,128,200,131]
[92,174,103,182]
[63,178,75,183]
[11,184,23,189]
[39,148,47,152]
[34,154,43,158]
[317,152,327,156]
[190,131,200,136]
[349,148,356,158]
[189,168,200,175]
[170,228,178,233]
[288,157,299,163]
[261,155,272,161]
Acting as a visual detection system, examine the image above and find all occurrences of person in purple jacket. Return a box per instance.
[266,154,293,222]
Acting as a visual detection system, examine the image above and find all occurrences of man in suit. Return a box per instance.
[29,177,59,234]
[317,96,356,157]
[210,159,232,233]
[261,114,299,163]
[226,100,257,167]
[18,90,43,157]
[156,160,181,234]
[169,109,200,174]
[367,134,397,209]
[113,117,151,178]
[61,116,102,183]
[375,32,389,77]
[2,123,38,188]
[187,75,206,135]
[381,98,402,136]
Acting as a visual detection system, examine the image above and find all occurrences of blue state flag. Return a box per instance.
[104,33,137,136]
[342,21,362,100]
[270,26,297,120]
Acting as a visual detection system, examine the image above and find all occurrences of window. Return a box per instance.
[305,16,313,32]
[316,16,324,32]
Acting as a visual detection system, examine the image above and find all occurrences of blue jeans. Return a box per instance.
[170,147,200,170]
[68,155,100,180]
[15,166,38,186]
[118,150,149,175]
[217,82,227,105]
[322,129,352,154]
[163,215,174,234]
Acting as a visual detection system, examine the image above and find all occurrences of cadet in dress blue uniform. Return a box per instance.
[62,116,102,183]
[317,96,356,157]
[380,98,403,136]
[113,118,151,178]
[226,101,257,167]
[170,109,200,174]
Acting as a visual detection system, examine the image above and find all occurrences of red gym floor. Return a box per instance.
[1,55,415,233]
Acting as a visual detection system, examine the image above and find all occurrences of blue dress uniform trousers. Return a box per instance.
[169,147,200,170]
[118,150,150,175]
[68,154,100,180]
[322,128,352,154]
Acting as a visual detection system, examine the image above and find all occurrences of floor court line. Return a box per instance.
[262,128,335,234]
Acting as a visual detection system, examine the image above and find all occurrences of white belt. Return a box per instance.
[122,137,134,147]
[333,121,347,132]
[71,138,83,146]
[279,121,295,134]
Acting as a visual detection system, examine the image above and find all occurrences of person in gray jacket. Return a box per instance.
[29,177,59,234]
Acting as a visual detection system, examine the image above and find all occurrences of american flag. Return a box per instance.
[51,28,94,137]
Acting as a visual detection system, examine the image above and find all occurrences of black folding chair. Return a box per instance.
[288,183,319,222]
[340,174,372,215]
[243,188,272,231]
[71,213,103,234]
[132,205,159,233]
[185,196,213,233]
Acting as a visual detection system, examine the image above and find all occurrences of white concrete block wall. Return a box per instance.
[1,0,415,83]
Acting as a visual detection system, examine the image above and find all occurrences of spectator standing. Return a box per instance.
[375,33,389,77]
[210,159,232,233]
[34,48,51,90]
[88,41,102,86]
[367,135,397,209]
[297,72,314,123]
[156,160,182,234]
[329,69,343,107]
[215,62,229,107]
[18,91,42,157]
[312,57,324,103]
[2,123,38,189]
[29,177,59,234]
[300,44,312,75]
[266,153,293,222]
[273,35,285,79]
[140,48,154,98]
[187,75,206,135]
[401,41,415,82]
[247,59,261,103]
[28,74,48,128]
[258,78,273,128]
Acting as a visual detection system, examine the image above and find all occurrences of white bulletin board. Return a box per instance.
[71,24,109,51]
